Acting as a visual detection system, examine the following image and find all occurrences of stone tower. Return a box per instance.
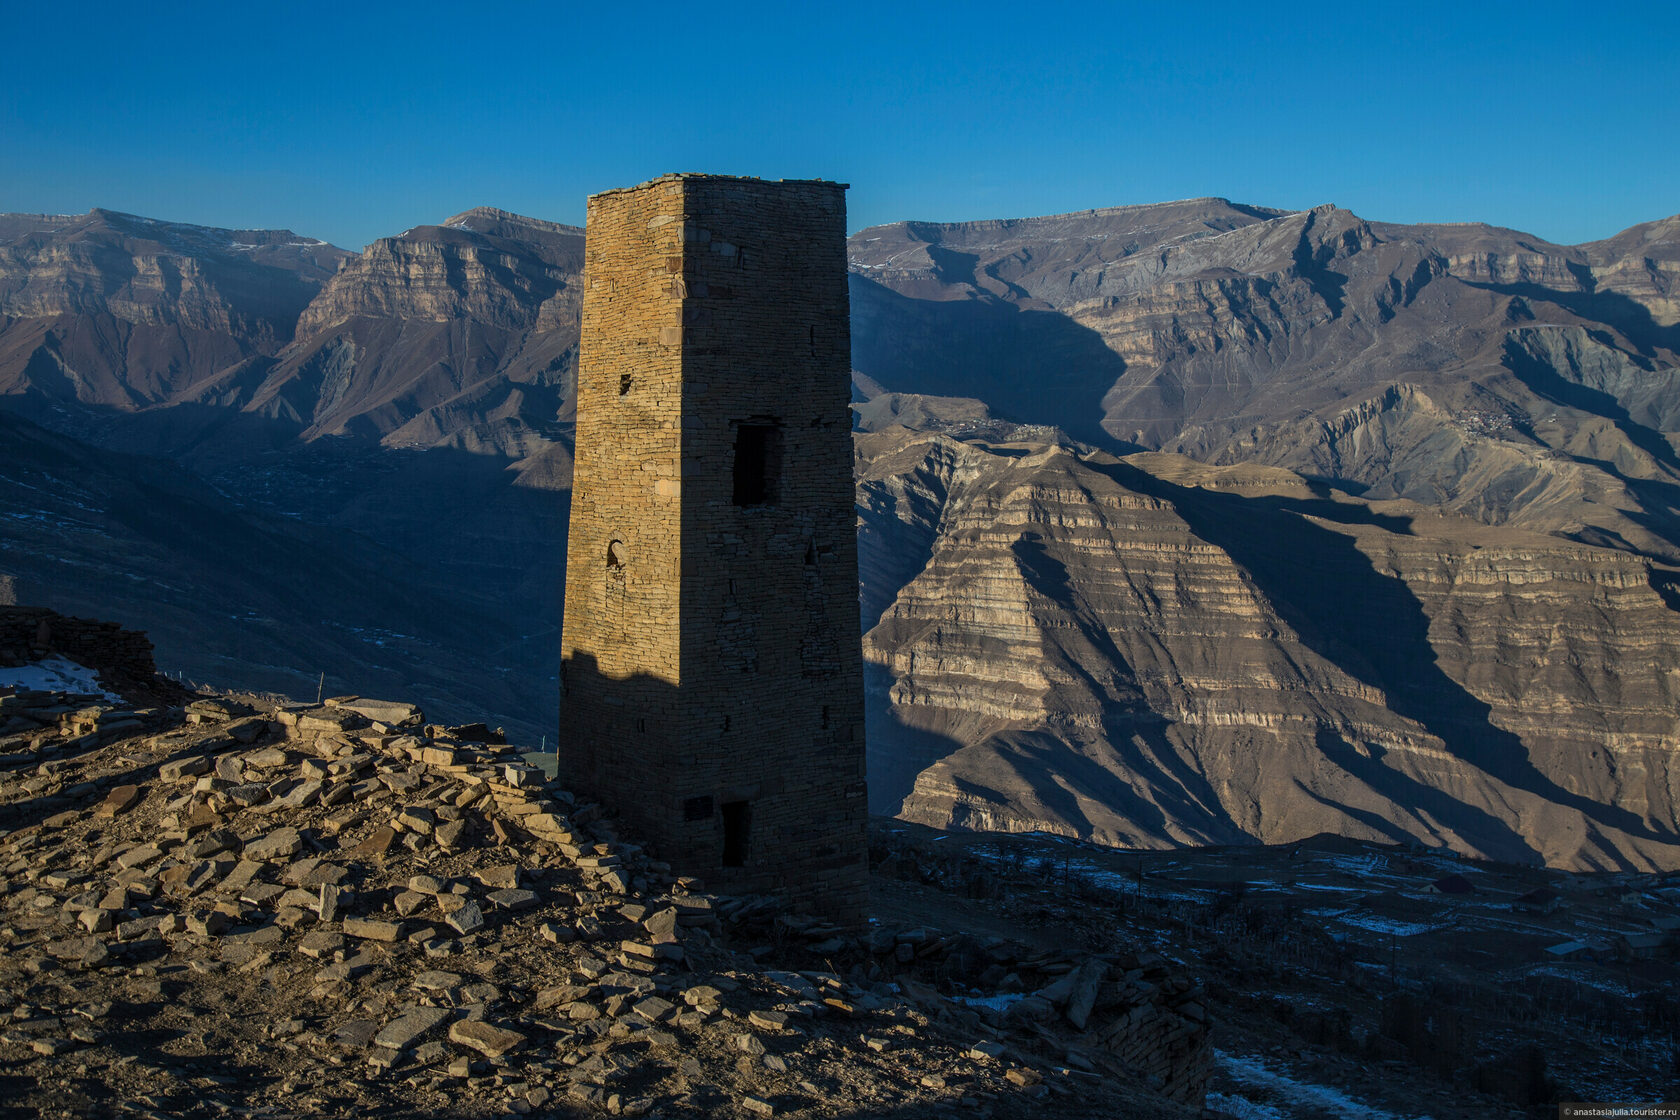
[558,174,866,919]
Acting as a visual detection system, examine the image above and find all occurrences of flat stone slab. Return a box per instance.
[373,1006,450,1051]
[94,785,141,818]
[412,970,463,992]
[633,996,676,1024]
[488,888,537,911]
[158,756,211,781]
[444,901,484,935]
[243,828,302,862]
[116,844,162,869]
[342,918,404,942]
[349,826,397,861]
[448,1018,525,1058]
[298,931,344,959]
[333,1020,379,1049]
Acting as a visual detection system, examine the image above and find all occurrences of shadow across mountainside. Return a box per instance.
[848,274,1131,449]
[0,408,563,743]
[1095,457,1679,864]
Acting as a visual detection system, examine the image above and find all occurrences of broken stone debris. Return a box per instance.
[0,685,1206,1118]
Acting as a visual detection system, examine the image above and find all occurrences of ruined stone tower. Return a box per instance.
[558,175,866,919]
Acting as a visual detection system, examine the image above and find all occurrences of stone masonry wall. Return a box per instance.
[559,175,867,920]
[0,606,158,695]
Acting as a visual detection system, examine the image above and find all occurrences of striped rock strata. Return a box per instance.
[858,431,1680,871]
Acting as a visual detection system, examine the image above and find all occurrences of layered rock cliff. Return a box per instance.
[0,209,346,408]
[857,429,1680,871]
[218,207,584,450]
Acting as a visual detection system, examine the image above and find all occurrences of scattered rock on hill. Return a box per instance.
[0,686,1203,1118]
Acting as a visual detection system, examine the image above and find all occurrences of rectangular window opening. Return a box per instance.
[721,800,751,867]
[683,795,714,822]
[732,421,782,507]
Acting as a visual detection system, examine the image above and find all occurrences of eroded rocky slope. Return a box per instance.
[0,209,346,410]
[856,429,1680,870]
[226,206,584,451]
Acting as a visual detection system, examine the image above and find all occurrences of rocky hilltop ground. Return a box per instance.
[0,613,1207,1119]
[4,615,1673,1119]
[3,198,1680,870]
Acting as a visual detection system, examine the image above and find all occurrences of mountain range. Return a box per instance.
[3,195,1678,870]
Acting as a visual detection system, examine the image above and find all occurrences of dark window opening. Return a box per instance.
[722,715,731,732]
[619,374,633,396]
[721,800,751,867]
[809,325,817,356]
[683,795,714,822]
[804,542,817,565]
[636,717,647,733]
[821,705,830,729]
[732,421,782,506]
[606,540,626,568]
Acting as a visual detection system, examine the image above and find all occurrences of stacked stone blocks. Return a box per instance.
[559,175,866,920]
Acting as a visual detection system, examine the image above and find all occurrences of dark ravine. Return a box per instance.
[3,199,1680,869]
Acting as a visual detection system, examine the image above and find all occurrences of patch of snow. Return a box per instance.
[0,656,122,702]
[1525,966,1634,996]
[1325,912,1438,937]
[1320,854,1388,877]
[1217,1051,1434,1120]
[955,992,1025,1012]
[1205,1091,1288,1119]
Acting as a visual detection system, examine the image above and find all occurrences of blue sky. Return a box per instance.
[4,1,1675,249]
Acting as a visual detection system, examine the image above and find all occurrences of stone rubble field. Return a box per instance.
[0,688,1203,1119]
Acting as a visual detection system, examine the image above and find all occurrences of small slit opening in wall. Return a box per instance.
[636,717,647,733]
[721,800,751,867]
[809,325,817,356]
[619,374,633,396]
[732,421,782,506]
[804,542,816,566]
[722,715,731,732]
[821,705,830,729]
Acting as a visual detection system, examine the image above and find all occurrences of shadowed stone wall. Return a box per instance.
[0,606,158,693]
[559,174,867,919]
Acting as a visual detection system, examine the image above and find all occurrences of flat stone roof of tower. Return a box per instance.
[587,173,849,201]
